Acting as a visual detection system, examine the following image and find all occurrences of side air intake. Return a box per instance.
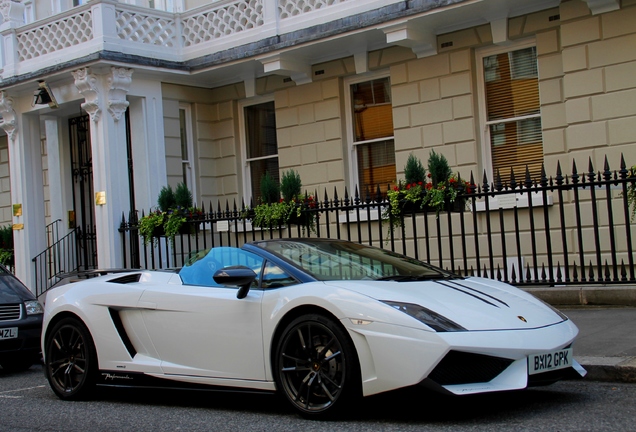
[107,273,142,284]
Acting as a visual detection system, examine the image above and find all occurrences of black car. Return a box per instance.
[0,264,43,371]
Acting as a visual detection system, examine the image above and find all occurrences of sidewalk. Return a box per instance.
[560,306,636,383]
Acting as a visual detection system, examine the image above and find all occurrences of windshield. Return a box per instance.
[255,240,457,281]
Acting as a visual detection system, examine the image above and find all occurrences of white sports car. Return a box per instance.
[42,239,586,418]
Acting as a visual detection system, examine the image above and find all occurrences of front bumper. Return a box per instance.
[347,318,583,396]
[0,315,43,362]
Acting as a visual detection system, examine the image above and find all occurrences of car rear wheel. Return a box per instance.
[44,317,97,400]
[274,314,360,419]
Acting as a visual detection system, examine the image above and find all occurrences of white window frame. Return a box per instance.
[238,96,277,201]
[476,38,540,182]
[179,103,197,202]
[343,71,393,194]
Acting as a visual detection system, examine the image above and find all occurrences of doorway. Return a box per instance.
[68,114,97,270]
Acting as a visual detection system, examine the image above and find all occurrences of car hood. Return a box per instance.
[325,277,566,331]
[0,275,35,304]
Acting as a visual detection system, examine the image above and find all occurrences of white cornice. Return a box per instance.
[583,0,620,15]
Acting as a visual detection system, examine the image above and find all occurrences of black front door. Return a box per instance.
[69,115,97,270]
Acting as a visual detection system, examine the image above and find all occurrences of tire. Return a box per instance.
[44,317,98,400]
[274,314,361,419]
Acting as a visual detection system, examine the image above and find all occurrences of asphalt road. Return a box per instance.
[1,365,635,431]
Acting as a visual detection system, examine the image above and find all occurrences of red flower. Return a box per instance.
[425,183,433,190]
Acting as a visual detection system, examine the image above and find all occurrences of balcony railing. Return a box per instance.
[1,0,399,79]
[113,155,636,292]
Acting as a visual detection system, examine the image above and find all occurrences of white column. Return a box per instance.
[127,80,167,212]
[0,91,46,289]
[73,66,134,269]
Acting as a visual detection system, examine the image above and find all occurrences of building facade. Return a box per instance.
[0,0,634,290]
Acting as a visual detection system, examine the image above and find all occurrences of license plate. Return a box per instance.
[0,327,18,339]
[528,348,573,375]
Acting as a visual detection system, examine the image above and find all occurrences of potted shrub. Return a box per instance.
[384,151,470,232]
[139,182,202,245]
[250,170,316,233]
[384,153,427,232]
[138,210,165,245]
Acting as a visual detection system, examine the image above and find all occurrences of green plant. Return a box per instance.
[141,183,202,245]
[0,224,13,250]
[260,172,280,204]
[404,153,426,185]
[626,165,636,222]
[138,211,165,245]
[175,182,193,208]
[0,224,13,266]
[384,181,425,232]
[249,170,316,233]
[252,200,296,228]
[280,169,302,202]
[427,150,452,187]
[383,151,470,235]
[157,185,176,212]
[164,209,187,239]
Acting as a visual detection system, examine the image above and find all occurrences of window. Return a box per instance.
[346,76,396,194]
[262,262,297,288]
[178,104,196,199]
[478,43,543,181]
[243,101,278,202]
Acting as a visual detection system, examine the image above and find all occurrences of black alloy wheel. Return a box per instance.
[45,317,97,400]
[275,314,360,418]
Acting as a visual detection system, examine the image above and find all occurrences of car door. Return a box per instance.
[138,247,266,381]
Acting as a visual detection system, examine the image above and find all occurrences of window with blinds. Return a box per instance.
[351,78,396,193]
[244,101,279,202]
[483,46,543,180]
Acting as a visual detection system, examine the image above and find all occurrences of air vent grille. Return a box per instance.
[107,274,142,284]
[0,304,21,321]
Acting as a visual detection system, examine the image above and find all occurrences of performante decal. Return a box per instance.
[102,373,134,381]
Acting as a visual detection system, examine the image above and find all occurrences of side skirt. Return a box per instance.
[96,370,275,395]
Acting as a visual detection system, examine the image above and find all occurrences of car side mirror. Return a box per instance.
[213,266,257,299]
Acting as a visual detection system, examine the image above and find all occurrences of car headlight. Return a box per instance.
[24,300,44,315]
[381,301,466,332]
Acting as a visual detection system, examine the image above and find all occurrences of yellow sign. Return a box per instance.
[12,204,22,217]
[68,210,76,229]
[95,191,106,206]
[12,223,24,230]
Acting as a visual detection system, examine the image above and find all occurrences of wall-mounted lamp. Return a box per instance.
[32,80,59,109]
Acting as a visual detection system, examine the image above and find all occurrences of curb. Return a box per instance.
[522,286,636,307]
[576,356,636,383]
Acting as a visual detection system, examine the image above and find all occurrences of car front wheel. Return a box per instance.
[274,314,360,419]
[44,317,97,400]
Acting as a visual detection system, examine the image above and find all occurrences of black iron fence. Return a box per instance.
[118,156,636,287]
